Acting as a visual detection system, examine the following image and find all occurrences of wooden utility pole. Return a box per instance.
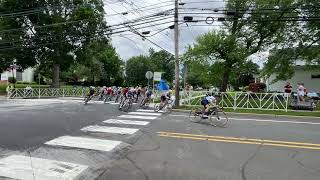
[174,0,180,107]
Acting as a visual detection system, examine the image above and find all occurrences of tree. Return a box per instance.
[262,0,320,81]
[186,0,297,91]
[124,49,174,86]
[125,55,153,86]
[62,40,123,86]
[0,0,108,87]
[149,49,175,83]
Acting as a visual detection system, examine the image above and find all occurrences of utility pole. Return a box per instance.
[174,0,180,107]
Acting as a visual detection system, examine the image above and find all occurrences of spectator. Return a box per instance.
[297,83,305,102]
[284,82,292,93]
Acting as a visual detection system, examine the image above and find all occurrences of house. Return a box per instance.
[266,65,320,92]
[0,67,34,83]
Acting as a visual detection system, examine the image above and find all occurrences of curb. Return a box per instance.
[172,109,320,119]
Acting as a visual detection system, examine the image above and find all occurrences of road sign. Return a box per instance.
[154,72,162,81]
[145,71,153,79]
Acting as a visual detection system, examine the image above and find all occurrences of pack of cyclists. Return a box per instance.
[84,85,175,110]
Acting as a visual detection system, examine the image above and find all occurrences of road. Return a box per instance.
[0,98,319,180]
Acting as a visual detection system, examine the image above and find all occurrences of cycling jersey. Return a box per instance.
[107,88,113,95]
[89,89,95,96]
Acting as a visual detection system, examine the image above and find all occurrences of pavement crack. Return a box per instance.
[290,150,320,174]
[125,155,150,180]
[240,143,263,180]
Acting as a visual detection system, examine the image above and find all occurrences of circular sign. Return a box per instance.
[145,71,153,79]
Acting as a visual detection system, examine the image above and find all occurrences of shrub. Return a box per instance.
[8,77,16,84]
[249,83,266,93]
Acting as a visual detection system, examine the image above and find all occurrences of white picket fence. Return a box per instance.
[7,88,90,99]
[7,88,289,111]
[180,91,290,112]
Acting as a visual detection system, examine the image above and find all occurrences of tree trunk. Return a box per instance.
[52,64,60,88]
[220,70,230,92]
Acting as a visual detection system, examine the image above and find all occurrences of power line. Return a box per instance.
[0,0,172,17]
[121,0,174,49]
[106,3,173,53]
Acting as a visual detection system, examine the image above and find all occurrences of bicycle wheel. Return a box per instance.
[84,96,90,105]
[209,108,230,128]
[123,101,131,112]
[154,103,161,112]
[189,108,203,122]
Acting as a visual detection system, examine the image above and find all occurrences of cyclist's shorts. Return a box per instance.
[161,95,167,102]
[146,92,152,97]
[201,99,209,106]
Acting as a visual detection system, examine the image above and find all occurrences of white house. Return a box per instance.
[0,67,34,82]
[266,65,320,92]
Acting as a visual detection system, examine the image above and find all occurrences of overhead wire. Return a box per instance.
[105,2,173,54]
[121,0,174,50]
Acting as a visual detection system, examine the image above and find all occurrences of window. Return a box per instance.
[311,74,320,79]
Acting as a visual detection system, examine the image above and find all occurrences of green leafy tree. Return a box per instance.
[125,55,153,86]
[62,40,123,86]
[263,0,320,81]
[149,49,175,83]
[0,0,108,87]
[186,0,297,91]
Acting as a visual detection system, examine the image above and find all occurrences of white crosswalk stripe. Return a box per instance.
[45,136,122,152]
[118,115,158,120]
[128,112,162,116]
[103,119,150,126]
[81,125,139,134]
[0,155,88,180]
[136,109,164,113]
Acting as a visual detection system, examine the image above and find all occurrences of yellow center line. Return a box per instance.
[158,134,320,150]
[157,131,320,147]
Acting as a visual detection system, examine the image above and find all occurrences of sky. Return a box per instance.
[103,0,267,66]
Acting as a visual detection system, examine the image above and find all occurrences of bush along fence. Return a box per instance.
[180,91,290,112]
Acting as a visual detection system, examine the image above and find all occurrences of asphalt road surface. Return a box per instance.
[0,98,319,180]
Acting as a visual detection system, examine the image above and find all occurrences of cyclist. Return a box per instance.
[89,86,95,96]
[140,88,153,106]
[201,93,216,117]
[85,86,95,101]
[160,90,172,108]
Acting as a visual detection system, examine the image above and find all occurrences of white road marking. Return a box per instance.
[0,155,87,180]
[229,118,320,125]
[137,109,164,113]
[103,119,150,126]
[109,102,120,105]
[81,125,139,134]
[169,114,320,125]
[45,136,121,152]
[128,112,162,116]
[118,115,158,120]
[170,114,188,117]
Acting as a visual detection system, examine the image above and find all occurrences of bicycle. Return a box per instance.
[119,96,134,112]
[114,92,121,103]
[189,105,229,128]
[154,98,174,113]
[103,93,114,103]
[84,95,93,105]
[140,96,151,109]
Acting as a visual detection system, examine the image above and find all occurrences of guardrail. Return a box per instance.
[180,91,290,112]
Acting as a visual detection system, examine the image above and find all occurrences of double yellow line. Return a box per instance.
[158,132,320,150]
